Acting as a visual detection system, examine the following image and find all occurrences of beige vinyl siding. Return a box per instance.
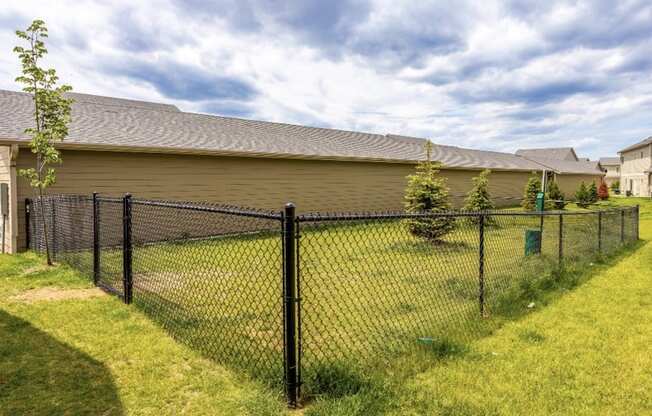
[0,145,18,253]
[15,149,536,250]
[554,174,602,197]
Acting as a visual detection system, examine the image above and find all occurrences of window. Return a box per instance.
[641,151,644,158]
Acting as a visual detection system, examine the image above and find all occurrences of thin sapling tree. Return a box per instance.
[14,19,73,265]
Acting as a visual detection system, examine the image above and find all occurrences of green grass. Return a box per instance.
[1,197,649,414]
[0,253,285,415]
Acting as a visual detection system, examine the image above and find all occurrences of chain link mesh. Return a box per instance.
[26,195,639,401]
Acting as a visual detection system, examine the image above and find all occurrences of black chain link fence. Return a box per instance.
[26,194,639,406]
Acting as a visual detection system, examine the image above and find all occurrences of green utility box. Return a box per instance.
[525,229,542,255]
[535,192,545,211]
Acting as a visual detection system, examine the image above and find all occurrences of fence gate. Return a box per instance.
[94,195,126,299]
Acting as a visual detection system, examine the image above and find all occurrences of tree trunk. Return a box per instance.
[37,187,52,266]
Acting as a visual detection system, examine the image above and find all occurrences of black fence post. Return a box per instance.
[283,203,299,407]
[93,192,100,286]
[25,198,31,250]
[478,213,485,317]
[51,198,57,261]
[620,208,625,244]
[558,213,563,270]
[122,193,133,304]
[597,211,602,254]
[636,205,640,240]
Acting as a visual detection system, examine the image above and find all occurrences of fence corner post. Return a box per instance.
[122,193,133,304]
[478,212,485,317]
[282,202,300,407]
[92,192,100,285]
[636,205,640,240]
[25,198,31,250]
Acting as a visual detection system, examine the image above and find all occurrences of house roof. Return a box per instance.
[515,147,578,161]
[0,88,547,171]
[518,155,604,175]
[599,157,621,166]
[619,136,652,153]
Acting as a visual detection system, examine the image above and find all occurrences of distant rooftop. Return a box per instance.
[619,136,652,153]
[515,147,578,162]
[599,157,621,166]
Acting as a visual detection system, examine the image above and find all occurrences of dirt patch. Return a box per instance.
[11,287,106,303]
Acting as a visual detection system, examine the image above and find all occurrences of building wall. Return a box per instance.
[620,145,652,196]
[0,145,18,253]
[554,173,603,197]
[14,149,538,250]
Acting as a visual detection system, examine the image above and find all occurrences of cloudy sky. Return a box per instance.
[1,1,651,159]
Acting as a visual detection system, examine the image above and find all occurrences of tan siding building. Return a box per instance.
[619,138,652,197]
[7,148,536,251]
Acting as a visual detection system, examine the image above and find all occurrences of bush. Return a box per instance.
[463,169,495,214]
[610,180,620,192]
[588,181,598,203]
[521,174,542,210]
[546,181,566,209]
[404,142,455,241]
[575,182,591,208]
[598,182,609,200]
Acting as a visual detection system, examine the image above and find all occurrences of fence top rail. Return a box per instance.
[297,206,637,222]
[131,198,283,221]
[28,194,93,203]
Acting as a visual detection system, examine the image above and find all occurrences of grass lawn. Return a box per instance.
[1,197,650,414]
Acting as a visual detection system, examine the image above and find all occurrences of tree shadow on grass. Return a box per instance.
[0,309,124,415]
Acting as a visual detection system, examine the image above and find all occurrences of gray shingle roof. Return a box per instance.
[515,147,578,161]
[619,136,652,153]
[0,88,549,171]
[387,135,544,171]
[599,157,621,166]
[519,156,604,175]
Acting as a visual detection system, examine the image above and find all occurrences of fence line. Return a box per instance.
[26,194,640,407]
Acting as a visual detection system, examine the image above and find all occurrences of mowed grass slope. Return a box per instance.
[0,253,285,416]
[0,197,649,415]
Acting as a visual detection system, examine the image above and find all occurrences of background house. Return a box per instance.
[618,137,652,197]
[0,89,549,253]
[599,157,621,188]
[515,148,605,196]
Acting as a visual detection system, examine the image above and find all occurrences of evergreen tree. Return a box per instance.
[588,181,598,203]
[463,169,495,223]
[404,142,455,241]
[521,174,541,210]
[546,180,566,210]
[575,182,591,208]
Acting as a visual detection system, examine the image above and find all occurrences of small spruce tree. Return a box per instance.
[404,142,455,242]
[463,169,495,223]
[575,182,591,208]
[610,180,620,192]
[598,181,609,200]
[521,174,541,210]
[546,180,566,210]
[588,181,598,203]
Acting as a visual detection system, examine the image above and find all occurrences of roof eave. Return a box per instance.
[0,137,546,172]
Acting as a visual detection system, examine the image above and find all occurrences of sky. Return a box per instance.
[1,1,651,159]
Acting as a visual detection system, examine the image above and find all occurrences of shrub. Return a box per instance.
[588,181,598,203]
[610,180,620,192]
[575,182,591,208]
[546,181,566,209]
[521,174,542,210]
[598,181,609,200]
[463,169,495,221]
[404,142,455,241]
